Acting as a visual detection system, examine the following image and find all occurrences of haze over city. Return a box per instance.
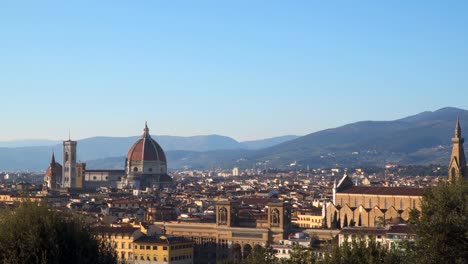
[1,1,468,141]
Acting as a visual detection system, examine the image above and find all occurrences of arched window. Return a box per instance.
[133,167,138,172]
[271,209,280,226]
[218,207,227,225]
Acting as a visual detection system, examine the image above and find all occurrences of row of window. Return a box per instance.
[298,223,321,228]
[132,167,164,172]
[114,242,132,249]
[298,217,321,222]
[134,244,192,251]
[136,245,167,250]
[121,254,193,262]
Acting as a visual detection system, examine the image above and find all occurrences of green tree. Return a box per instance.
[323,235,403,264]
[287,243,317,264]
[0,201,117,264]
[408,178,468,264]
[243,244,278,264]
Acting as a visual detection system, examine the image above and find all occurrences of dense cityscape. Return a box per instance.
[1,2,467,264]
[0,121,466,263]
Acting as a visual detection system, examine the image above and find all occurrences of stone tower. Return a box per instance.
[62,139,77,188]
[448,118,467,181]
[267,202,292,239]
[215,200,239,227]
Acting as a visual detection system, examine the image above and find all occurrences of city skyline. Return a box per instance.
[1,1,468,141]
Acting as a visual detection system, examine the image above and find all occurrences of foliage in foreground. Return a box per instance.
[408,178,468,264]
[0,202,117,264]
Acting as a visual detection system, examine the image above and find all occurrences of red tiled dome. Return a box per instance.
[127,123,166,163]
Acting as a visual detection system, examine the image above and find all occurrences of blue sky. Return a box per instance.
[0,1,467,141]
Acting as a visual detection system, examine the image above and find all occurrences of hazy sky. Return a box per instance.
[1,1,467,141]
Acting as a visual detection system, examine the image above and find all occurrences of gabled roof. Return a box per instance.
[338,186,425,196]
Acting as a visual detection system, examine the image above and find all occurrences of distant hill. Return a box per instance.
[85,149,252,170]
[239,107,468,168]
[1,107,466,171]
[0,134,295,171]
[241,135,299,149]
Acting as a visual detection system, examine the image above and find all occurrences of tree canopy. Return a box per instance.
[0,202,117,264]
[408,178,468,264]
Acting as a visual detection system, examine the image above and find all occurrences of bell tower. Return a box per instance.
[62,139,77,188]
[216,201,239,227]
[448,118,467,181]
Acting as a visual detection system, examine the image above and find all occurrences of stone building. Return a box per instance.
[325,174,424,228]
[325,119,468,228]
[42,123,172,192]
[153,200,292,264]
[98,225,194,264]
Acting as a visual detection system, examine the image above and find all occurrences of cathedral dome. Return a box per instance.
[126,122,166,163]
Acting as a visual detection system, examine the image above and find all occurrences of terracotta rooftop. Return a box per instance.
[339,186,425,196]
[95,226,139,234]
[135,235,192,244]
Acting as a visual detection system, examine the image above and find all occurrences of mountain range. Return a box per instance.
[1,107,467,171]
[0,135,298,171]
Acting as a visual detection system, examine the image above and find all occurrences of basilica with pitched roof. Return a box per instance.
[325,119,467,228]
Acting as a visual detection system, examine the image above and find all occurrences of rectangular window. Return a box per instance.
[153,246,158,250]
[163,246,168,250]
[146,245,151,250]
